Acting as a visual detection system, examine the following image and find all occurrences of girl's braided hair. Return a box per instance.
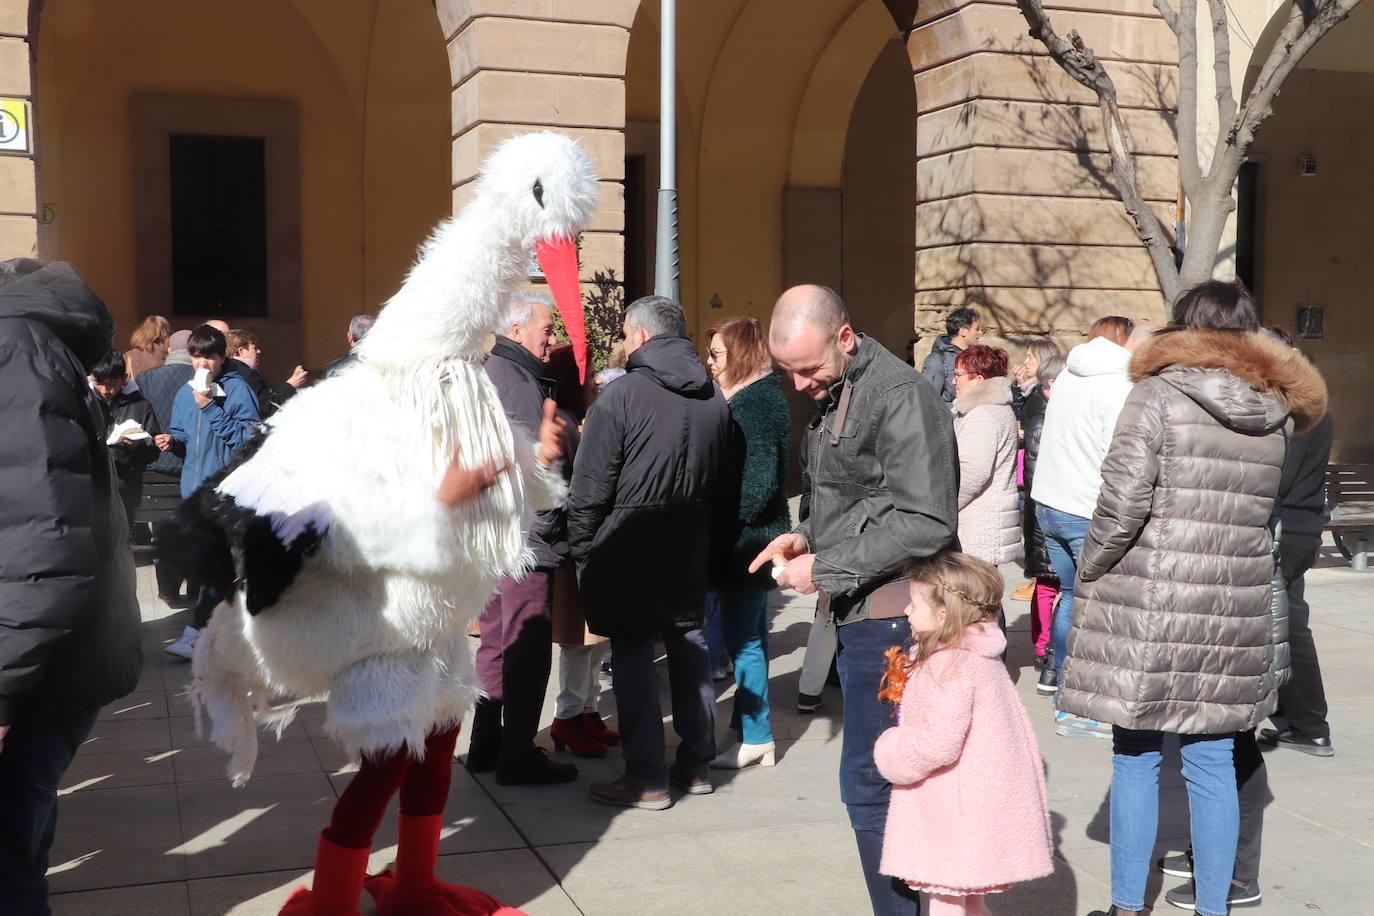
[878,551,1005,705]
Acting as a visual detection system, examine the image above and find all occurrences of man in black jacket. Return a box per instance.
[754,284,957,916]
[468,292,579,786]
[138,329,194,603]
[0,259,142,912]
[1260,410,1336,756]
[569,295,736,810]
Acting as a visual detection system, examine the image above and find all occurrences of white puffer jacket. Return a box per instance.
[1029,337,1134,519]
[953,376,1021,566]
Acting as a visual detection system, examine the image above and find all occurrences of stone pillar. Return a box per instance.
[439,1,637,294]
[0,0,35,259]
[906,0,1177,342]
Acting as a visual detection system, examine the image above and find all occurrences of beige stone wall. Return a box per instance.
[440,0,635,302]
[908,0,1175,361]
[1249,67,1374,462]
[0,0,35,259]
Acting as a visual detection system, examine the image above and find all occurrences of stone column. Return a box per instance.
[439,1,636,294]
[0,0,35,259]
[906,0,1178,342]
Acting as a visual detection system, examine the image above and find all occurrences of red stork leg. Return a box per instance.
[364,726,530,916]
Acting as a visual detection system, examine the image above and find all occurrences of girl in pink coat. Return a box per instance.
[875,552,1053,914]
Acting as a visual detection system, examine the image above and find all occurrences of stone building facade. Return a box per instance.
[0,0,1368,456]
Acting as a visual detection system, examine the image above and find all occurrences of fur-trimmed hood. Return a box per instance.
[1129,329,1327,434]
[952,375,1013,416]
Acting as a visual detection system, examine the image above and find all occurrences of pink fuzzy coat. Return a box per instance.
[874,623,1053,894]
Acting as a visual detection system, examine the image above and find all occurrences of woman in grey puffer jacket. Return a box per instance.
[1065,281,1326,916]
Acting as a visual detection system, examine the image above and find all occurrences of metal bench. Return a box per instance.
[1325,463,1374,572]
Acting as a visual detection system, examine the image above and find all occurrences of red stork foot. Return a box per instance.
[365,868,529,915]
[278,885,365,916]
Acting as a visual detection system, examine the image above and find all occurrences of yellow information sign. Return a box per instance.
[0,99,30,153]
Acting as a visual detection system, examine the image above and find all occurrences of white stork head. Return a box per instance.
[357,131,598,371]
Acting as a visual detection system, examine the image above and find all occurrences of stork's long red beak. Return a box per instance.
[536,236,587,383]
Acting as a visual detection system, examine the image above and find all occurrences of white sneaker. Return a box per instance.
[165,626,199,660]
[710,740,777,769]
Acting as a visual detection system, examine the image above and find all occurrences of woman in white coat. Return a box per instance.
[952,344,1021,566]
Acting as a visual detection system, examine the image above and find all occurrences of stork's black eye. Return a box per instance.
[532,178,545,209]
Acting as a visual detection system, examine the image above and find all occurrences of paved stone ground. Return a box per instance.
[47,540,1374,915]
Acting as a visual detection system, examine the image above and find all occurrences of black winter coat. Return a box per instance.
[0,259,141,726]
[1278,412,1333,555]
[1019,385,1056,579]
[99,387,163,520]
[568,335,737,638]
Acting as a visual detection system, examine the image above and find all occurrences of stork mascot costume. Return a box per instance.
[186,132,597,916]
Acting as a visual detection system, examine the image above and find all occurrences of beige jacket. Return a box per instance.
[1059,330,1327,734]
[952,376,1021,566]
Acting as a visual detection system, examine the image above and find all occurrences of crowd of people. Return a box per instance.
[0,248,1339,916]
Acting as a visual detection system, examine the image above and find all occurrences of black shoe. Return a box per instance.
[1258,726,1334,757]
[462,749,498,773]
[1157,850,1193,878]
[1036,663,1058,696]
[796,692,823,714]
[1087,908,1141,915]
[495,746,578,785]
[1034,652,1048,673]
[1164,878,1262,910]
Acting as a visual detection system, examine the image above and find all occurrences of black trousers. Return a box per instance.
[1233,729,1269,882]
[1277,542,1329,738]
[610,626,716,793]
[0,706,101,915]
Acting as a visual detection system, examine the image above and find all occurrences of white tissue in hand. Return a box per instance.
[106,419,149,445]
[771,566,784,581]
[186,369,225,398]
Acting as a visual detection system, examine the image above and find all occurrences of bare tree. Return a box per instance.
[1015,0,1361,303]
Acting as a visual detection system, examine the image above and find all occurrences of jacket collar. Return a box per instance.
[952,375,1013,415]
[1130,329,1328,433]
[490,334,559,402]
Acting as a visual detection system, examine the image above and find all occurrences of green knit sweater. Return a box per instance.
[724,372,792,590]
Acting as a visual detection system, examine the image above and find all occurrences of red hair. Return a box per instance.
[954,344,1008,379]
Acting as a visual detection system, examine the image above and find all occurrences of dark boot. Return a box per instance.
[464,698,502,773]
[495,746,577,785]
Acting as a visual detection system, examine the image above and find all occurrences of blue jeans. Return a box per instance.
[1036,504,1091,678]
[1111,729,1239,916]
[836,616,922,916]
[0,706,101,914]
[720,587,773,745]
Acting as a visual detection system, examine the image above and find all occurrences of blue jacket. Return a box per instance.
[169,366,260,498]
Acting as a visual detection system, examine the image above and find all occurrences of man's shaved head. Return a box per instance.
[770,285,850,346]
[767,284,859,401]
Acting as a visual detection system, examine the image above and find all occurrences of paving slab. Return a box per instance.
[46,555,1374,915]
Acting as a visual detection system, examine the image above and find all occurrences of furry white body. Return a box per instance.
[189,131,596,786]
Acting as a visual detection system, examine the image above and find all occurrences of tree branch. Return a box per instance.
[1204,0,1237,179]
[1220,0,1359,175]
[1174,0,1203,200]
[1017,0,1182,301]
[1154,0,1180,34]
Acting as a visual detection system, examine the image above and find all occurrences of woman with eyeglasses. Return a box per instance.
[703,317,791,770]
